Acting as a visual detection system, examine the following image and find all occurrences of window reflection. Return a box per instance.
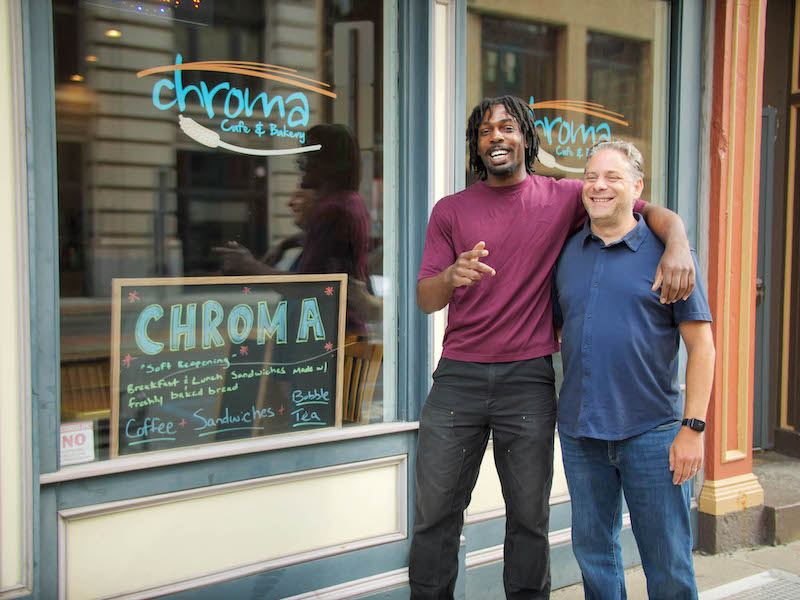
[55,0,386,463]
[480,17,559,101]
[215,124,377,335]
[467,1,668,192]
[587,32,648,139]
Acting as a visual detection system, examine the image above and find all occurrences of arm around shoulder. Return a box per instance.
[638,203,688,246]
[639,203,696,303]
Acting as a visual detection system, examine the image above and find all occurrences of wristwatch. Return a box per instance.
[682,418,706,432]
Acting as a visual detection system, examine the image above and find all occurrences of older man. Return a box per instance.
[554,140,715,599]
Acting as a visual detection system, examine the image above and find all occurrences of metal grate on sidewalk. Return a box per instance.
[699,570,800,600]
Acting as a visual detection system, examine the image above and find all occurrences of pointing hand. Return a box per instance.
[445,241,496,288]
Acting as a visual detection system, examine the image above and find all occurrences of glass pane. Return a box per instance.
[55,0,389,464]
[480,17,560,100]
[466,1,670,201]
[587,32,648,139]
[586,31,654,192]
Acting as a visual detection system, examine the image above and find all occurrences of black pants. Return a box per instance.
[409,357,557,600]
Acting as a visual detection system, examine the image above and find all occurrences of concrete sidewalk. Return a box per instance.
[551,540,800,599]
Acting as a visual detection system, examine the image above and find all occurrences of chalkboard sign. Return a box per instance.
[110,275,347,457]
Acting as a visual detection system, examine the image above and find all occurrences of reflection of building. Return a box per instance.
[55,0,381,301]
[466,0,668,200]
[2,0,800,598]
[57,0,183,297]
[54,0,383,359]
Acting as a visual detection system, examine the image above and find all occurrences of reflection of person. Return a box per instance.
[215,124,377,333]
[554,140,714,599]
[293,125,371,291]
[410,95,696,600]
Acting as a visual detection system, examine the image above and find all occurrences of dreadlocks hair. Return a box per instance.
[466,95,540,180]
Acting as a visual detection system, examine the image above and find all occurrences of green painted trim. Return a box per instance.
[37,488,58,600]
[20,0,60,596]
[453,0,467,192]
[49,431,414,508]
[668,0,703,248]
[667,0,683,214]
[24,0,60,477]
[397,0,432,422]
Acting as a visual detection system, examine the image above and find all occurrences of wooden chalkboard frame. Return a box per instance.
[110,274,348,457]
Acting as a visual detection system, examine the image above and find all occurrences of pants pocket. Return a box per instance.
[419,399,455,428]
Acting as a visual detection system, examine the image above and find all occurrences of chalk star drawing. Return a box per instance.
[324,342,334,351]
[178,419,186,428]
[324,286,334,296]
[243,286,251,294]
[240,345,249,356]
[122,354,137,368]
[128,290,140,303]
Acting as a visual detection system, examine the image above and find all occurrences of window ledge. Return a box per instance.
[40,421,420,484]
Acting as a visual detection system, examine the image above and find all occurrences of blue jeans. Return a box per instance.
[409,357,556,600]
[560,422,697,600]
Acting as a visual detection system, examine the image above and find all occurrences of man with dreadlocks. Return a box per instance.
[410,95,696,600]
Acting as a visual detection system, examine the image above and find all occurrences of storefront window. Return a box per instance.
[466,0,669,198]
[55,0,389,463]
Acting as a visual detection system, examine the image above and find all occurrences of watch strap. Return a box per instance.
[681,418,706,432]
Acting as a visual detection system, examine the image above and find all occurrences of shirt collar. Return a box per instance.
[580,212,649,252]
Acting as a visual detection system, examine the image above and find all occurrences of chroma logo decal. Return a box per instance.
[138,55,338,156]
[529,98,629,173]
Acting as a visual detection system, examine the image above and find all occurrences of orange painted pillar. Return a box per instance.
[698,0,767,517]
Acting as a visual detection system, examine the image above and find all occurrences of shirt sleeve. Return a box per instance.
[672,250,713,323]
[418,201,456,281]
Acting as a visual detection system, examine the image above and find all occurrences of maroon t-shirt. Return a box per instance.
[418,174,645,362]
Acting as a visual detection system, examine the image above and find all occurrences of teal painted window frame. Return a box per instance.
[668,0,704,249]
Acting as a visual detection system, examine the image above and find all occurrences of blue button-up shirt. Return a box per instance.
[554,215,712,440]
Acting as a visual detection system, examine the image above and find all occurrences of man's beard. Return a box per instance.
[485,159,519,177]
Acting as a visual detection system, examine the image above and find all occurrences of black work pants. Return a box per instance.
[409,357,556,600]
